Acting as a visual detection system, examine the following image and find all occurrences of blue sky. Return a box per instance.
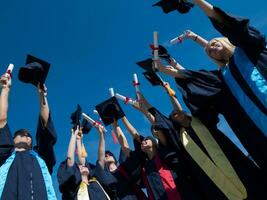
[0,0,266,198]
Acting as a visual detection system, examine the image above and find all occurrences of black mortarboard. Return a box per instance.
[95,97,125,126]
[151,45,171,60]
[18,55,50,87]
[143,71,163,86]
[136,58,154,72]
[70,104,82,129]
[81,118,92,134]
[153,0,194,14]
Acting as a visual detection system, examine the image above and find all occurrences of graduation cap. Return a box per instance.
[153,0,194,14]
[81,118,92,134]
[95,96,125,126]
[18,55,50,87]
[136,58,154,72]
[143,71,163,86]
[151,45,171,60]
[70,104,82,129]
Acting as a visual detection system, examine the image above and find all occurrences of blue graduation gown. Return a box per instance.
[57,161,109,200]
[0,115,57,200]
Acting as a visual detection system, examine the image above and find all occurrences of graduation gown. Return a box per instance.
[0,115,57,200]
[93,150,147,200]
[132,135,202,200]
[57,161,109,200]
[175,9,267,178]
[149,107,266,199]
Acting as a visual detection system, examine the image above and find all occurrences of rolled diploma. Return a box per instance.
[109,88,115,97]
[115,93,135,105]
[170,36,180,44]
[82,113,107,132]
[153,31,159,69]
[5,63,14,77]
[133,73,140,99]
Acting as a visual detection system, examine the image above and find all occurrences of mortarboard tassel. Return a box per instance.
[111,129,118,143]
[81,143,88,158]
[164,83,176,97]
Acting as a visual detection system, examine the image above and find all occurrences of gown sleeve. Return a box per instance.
[33,113,57,174]
[210,7,266,62]
[0,123,13,166]
[57,161,81,198]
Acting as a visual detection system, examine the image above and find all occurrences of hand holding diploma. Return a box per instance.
[82,113,107,133]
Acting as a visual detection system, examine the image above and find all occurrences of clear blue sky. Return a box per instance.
[0,0,266,198]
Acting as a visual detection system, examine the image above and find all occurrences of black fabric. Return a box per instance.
[209,6,267,79]
[94,159,141,200]
[0,124,14,166]
[95,97,125,126]
[133,135,203,200]
[57,161,109,200]
[0,115,57,200]
[33,114,57,174]
[152,0,194,14]
[2,151,48,200]
[175,68,267,183]
[175,69,222,126]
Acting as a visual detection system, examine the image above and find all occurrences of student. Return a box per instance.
[94,97,147,200]
[152,0,267,181]
[57,127,110,200]
[0,57,57,200]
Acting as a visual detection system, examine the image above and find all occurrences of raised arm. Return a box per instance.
[0,74,11,128]
[193,0,221,22]
[0,74,13,165]
[162,82,183,112]
[132,92,155,124]
[121,116,141,141]
[97,126,105,168]
[67,127,79,167]
[76,129,86,166]
[34,84,57,174]
[112,120,131,157]
[183,30,208,47]
[38,83,49,127]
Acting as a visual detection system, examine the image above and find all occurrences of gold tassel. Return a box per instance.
[81,143,87,158]
[165,84,176,96]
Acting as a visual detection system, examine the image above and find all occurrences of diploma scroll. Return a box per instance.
[82,113,107,132]
[115,93,136,105]
[109,88,115,97]
[153,31,159,70]
[133,73,140,100]
[5,64,14,78]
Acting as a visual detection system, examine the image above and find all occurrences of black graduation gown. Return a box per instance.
[133,135,202,200]
[175,64,267,182]
[0,115,57,200]
[57,161,109,200]
[149,107,266,199]
[93,150,146,200]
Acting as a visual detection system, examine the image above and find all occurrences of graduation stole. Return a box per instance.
[222,47,267,136]
[77,177,111,200]
[180,117,247,200]
[0,151,57,200]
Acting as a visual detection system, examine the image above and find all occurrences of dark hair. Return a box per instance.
[13,129,32,139]
[105,150,118,165]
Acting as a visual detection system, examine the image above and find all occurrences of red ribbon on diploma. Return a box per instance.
[149,44,159,51]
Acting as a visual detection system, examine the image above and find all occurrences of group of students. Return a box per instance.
[0,0,266,199]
